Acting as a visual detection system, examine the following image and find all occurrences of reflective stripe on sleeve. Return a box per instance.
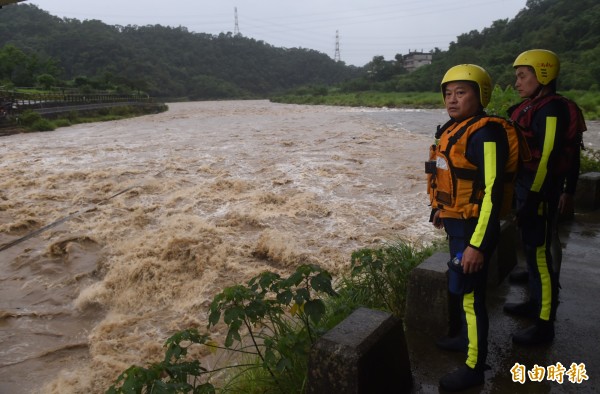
[470,141,497,248]
[531,116,557,192]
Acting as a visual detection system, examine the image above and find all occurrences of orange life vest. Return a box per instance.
[427,115,520,219]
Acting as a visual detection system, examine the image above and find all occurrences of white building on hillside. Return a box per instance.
[403,50,433,72]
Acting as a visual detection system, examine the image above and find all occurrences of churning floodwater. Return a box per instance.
[1,100,598,393]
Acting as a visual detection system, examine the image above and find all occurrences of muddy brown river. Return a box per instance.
[1,100,598,393]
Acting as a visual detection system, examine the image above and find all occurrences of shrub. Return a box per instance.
[109,105,133,116]
[53,118,71,128]
[207,264,336,393]
[344,241,438,318]
[17,110,43,126]
[106,329,215,394]
[18,111,55,131]
[487,85,520,117]
[581,148,600,173]
[29,118,56,131]
[66,111,80,122]
[107,264,337,394]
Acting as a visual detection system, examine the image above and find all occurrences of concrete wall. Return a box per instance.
[575,172,600,211]
[307,307,412,394]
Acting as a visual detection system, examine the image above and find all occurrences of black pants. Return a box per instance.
[517,197,559,322]
[444,218,494,370]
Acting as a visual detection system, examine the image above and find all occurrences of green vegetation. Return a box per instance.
[271,90,442,109]
[16,110,54,131]
[337,0,600,94]
[271,85,600,120]
[341,241,440,318]
[107,329,216,394]
[581,148,600,173]
[0,5,360,99]
[208,265,336,393]
[562,91,600,120]
[14,104,168,132]
[271,85,521,115]
[107,241,440,393]
[271,0,600,118]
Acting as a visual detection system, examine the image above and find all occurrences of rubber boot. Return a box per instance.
[435,335,468,353]
[439,364,484,392]
[508,269,529,284]
[503,300,537,318]
[512,319,555,346]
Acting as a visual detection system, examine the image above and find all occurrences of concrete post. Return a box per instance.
[575,172,600,212]
[307,307,412,394]
[404,252,449,338]
[489,219,518,286]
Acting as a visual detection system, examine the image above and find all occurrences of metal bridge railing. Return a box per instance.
[1,90,152,115]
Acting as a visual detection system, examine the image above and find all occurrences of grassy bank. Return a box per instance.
[271,87,600,120]
[10,103,168,132]
[271,90,443,109]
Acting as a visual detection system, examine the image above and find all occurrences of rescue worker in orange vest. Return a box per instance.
[504,49,586,345]
[427,64,519,391]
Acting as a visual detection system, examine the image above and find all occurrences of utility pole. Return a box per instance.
[334,30,341,62]
[234,7,240,35]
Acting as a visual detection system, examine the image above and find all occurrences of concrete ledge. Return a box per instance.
[307,307,412,394]
[489,219,518,286]
[404,252,449,338]
[575,172,600,211]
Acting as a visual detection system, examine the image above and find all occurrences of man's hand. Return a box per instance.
[558,192,574,215]
[432,209,444,229]
[461,246,484,274]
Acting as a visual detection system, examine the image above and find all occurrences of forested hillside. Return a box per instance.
[1,0,599,98]
[360,0,600,93]
[0,4,361,98]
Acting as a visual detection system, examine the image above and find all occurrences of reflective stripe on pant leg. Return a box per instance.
[536,244,552,321]
[463,282,489,370]
[536,244,552,320]
[463,292,478,369]
[536,202,553,321]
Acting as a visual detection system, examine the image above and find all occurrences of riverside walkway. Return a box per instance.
[406,209,600,393]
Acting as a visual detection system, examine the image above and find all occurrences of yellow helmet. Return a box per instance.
[513,49,560,85]
[441,64,492,108]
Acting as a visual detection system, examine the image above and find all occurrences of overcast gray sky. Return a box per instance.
[28,0,527,66]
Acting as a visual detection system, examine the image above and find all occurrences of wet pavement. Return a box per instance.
[405,209,600,393]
